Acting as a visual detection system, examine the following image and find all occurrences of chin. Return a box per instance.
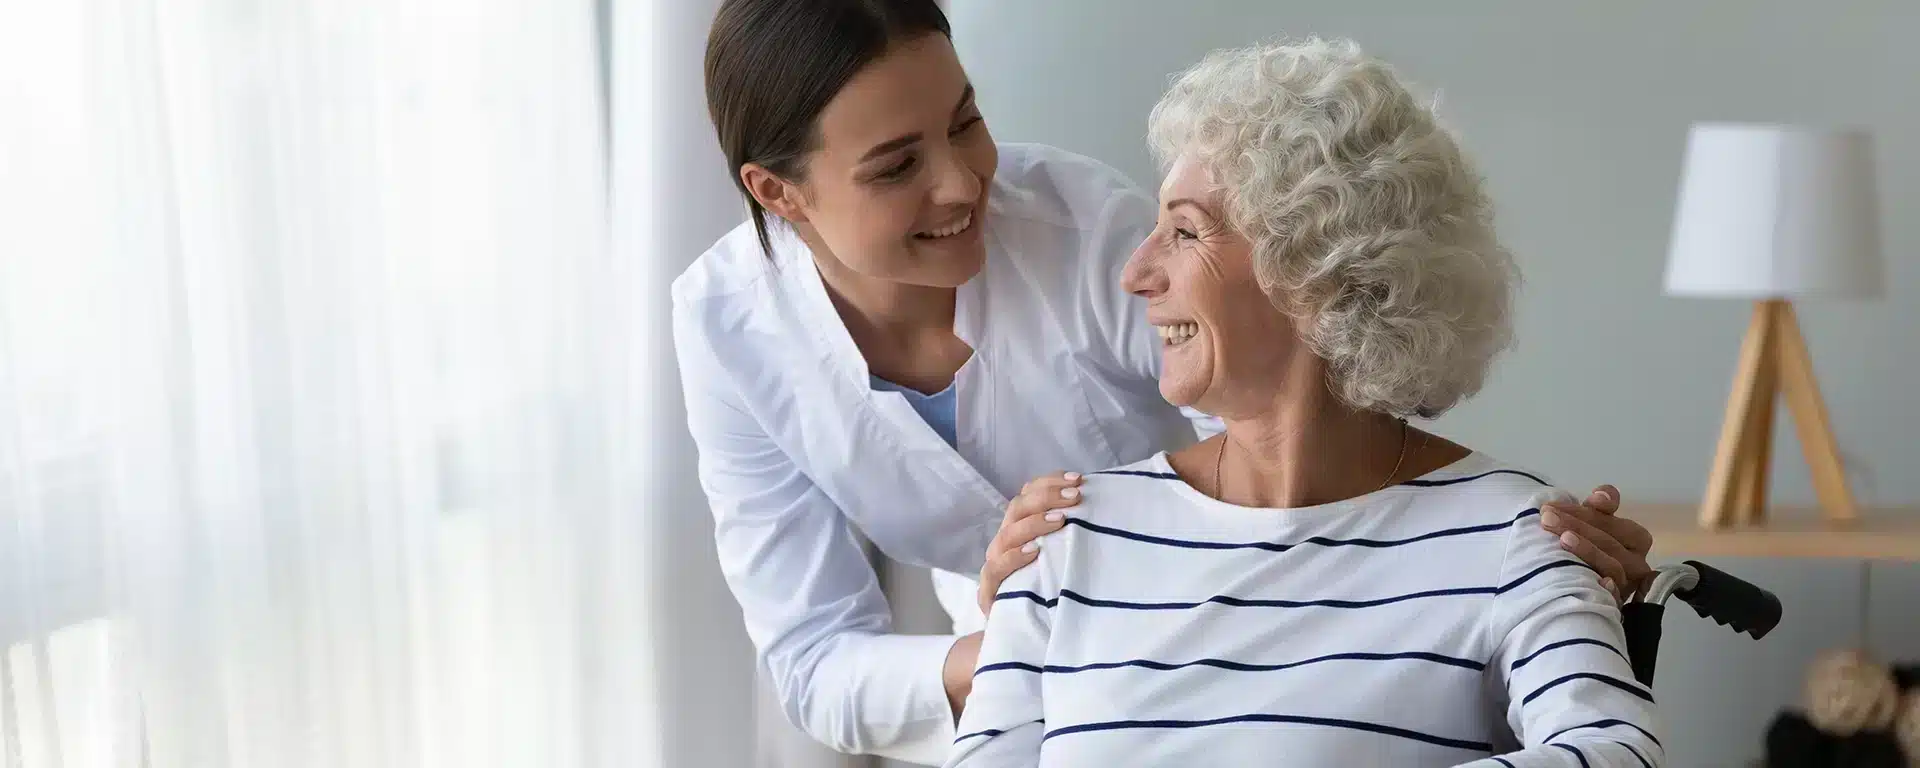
[909,243,986,287]
[1158,378,1203,409]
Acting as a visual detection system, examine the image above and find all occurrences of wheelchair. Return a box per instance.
[1621,560,1784,686]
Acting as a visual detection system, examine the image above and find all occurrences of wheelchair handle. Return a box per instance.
[1664,560,1783,640]
[1621,561,1782,686]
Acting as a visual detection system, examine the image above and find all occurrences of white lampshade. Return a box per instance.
[1663,123,1884,299]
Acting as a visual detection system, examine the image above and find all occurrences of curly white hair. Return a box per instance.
[1146,37,1518,419]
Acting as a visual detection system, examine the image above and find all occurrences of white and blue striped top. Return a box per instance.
[944,451,1664,768]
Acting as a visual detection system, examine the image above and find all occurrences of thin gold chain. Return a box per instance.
[1211,418,1423,501]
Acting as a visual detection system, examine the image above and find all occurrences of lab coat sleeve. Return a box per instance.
[942,538,1060,768]
[1077,163,1224,440]
[673,304,963,765]
[1456,495,1666,768]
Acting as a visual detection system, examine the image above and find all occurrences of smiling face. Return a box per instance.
[741,33,997,288]
[1121,154,1310,417]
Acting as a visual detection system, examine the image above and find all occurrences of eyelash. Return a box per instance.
[1173,227,1198,241]
[878,157,918,181]
[873,117,984,183]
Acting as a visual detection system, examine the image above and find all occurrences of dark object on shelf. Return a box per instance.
[1831,729,1903,768]
[1890,663,1920,692]
[1766,711,1835,767]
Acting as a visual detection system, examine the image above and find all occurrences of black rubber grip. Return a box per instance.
[1675,559,1783,640]
[1620,602,1664,687]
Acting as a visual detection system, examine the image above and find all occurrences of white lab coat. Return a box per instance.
[670,142,1217,764]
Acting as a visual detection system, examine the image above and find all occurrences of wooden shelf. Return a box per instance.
[1629,503,1920,562]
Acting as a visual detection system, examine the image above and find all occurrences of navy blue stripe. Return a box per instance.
[1088,469,1180,480]
[995,590,1057,607]
[1042,713,1491,752]
[1552,743,1591,768]
[995,561,1583,613]
[1399,469,1549,488]
[1543,719,1662,748]
[1615,740,1654,768]
[1512,638,1625,671]
[1498,560,1593,593]
[1053,586,1496,611]
[954,719,1043,743]
[1492,759,1516,768]
[1522,673,1654,706]
[973,651,1484,677]
[1062,508,1538,553]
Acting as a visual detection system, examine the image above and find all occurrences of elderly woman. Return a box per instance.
[944,39,1661,768]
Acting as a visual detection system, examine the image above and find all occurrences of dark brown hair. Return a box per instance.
[704,0,953,257]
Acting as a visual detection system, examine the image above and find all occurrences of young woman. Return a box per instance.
[674,1,1656,763]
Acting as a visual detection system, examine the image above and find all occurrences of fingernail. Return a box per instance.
[1064,472,1081,482]
[1541,508,1561,526]
[1045,512,1065,522]
[1602,577,1618,594]
[1061,487,1079,499]
[1559,531,1580,548]
[1591,489,1612,504]
[1021,541,1040,553]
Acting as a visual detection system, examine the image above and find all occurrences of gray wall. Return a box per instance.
[949,2,1919,765]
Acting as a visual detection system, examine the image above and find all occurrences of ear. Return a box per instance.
[740,163,809,225]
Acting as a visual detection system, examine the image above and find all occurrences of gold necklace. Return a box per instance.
[1211,418,1419,501]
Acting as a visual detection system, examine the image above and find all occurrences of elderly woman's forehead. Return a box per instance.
[1157,155,1221,209]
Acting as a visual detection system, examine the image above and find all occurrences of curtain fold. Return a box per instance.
[0,1,662,766]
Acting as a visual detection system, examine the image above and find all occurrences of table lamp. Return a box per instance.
[1663,122,1884,529]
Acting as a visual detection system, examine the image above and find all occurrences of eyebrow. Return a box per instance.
[1165,198,1209,215]
[857,85,978,164]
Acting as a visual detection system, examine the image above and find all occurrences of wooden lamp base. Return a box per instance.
[1698,299,1856,529]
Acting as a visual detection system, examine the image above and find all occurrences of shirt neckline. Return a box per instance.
[1142,449,1495,521]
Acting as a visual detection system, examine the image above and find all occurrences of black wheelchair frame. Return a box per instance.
[1621,560,1784,686]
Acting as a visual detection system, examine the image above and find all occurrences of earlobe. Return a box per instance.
[741,164,808,225]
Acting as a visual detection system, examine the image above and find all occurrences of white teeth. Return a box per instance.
[914,213,973,239]
[1156,322,1200,345]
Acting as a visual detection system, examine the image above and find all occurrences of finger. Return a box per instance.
[1586,485,1621,515]
[977,547,1042,611]
[1000,510,1070,551]
[995,492,1080,548]
[1545,502,1653,573]
[1541,505,1626,556]
[1004,473,1083,525]
[1555,530,1628,600]
[1591,512,1654,560]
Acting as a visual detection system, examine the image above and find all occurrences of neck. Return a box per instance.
[802,232,970,394]
[1214,396,1411,509]
[807,237,957,343]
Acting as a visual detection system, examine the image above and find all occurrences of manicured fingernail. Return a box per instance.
[1045,512,1065,522]
[1064,472,1081,482]
[1559,531,1580,548]
[1541,508,1561,526]
[1021,541,1040,553]
[1061,487,1079,499]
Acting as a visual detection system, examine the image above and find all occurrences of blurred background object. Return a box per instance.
[1663,122,1883,531]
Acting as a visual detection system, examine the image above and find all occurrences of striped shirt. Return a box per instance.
[944,451,1664,767]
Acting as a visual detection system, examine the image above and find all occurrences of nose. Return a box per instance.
[1120,232,1166,298]
[929,147,981,207]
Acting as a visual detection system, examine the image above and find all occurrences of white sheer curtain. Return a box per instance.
[0,0,662,766]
